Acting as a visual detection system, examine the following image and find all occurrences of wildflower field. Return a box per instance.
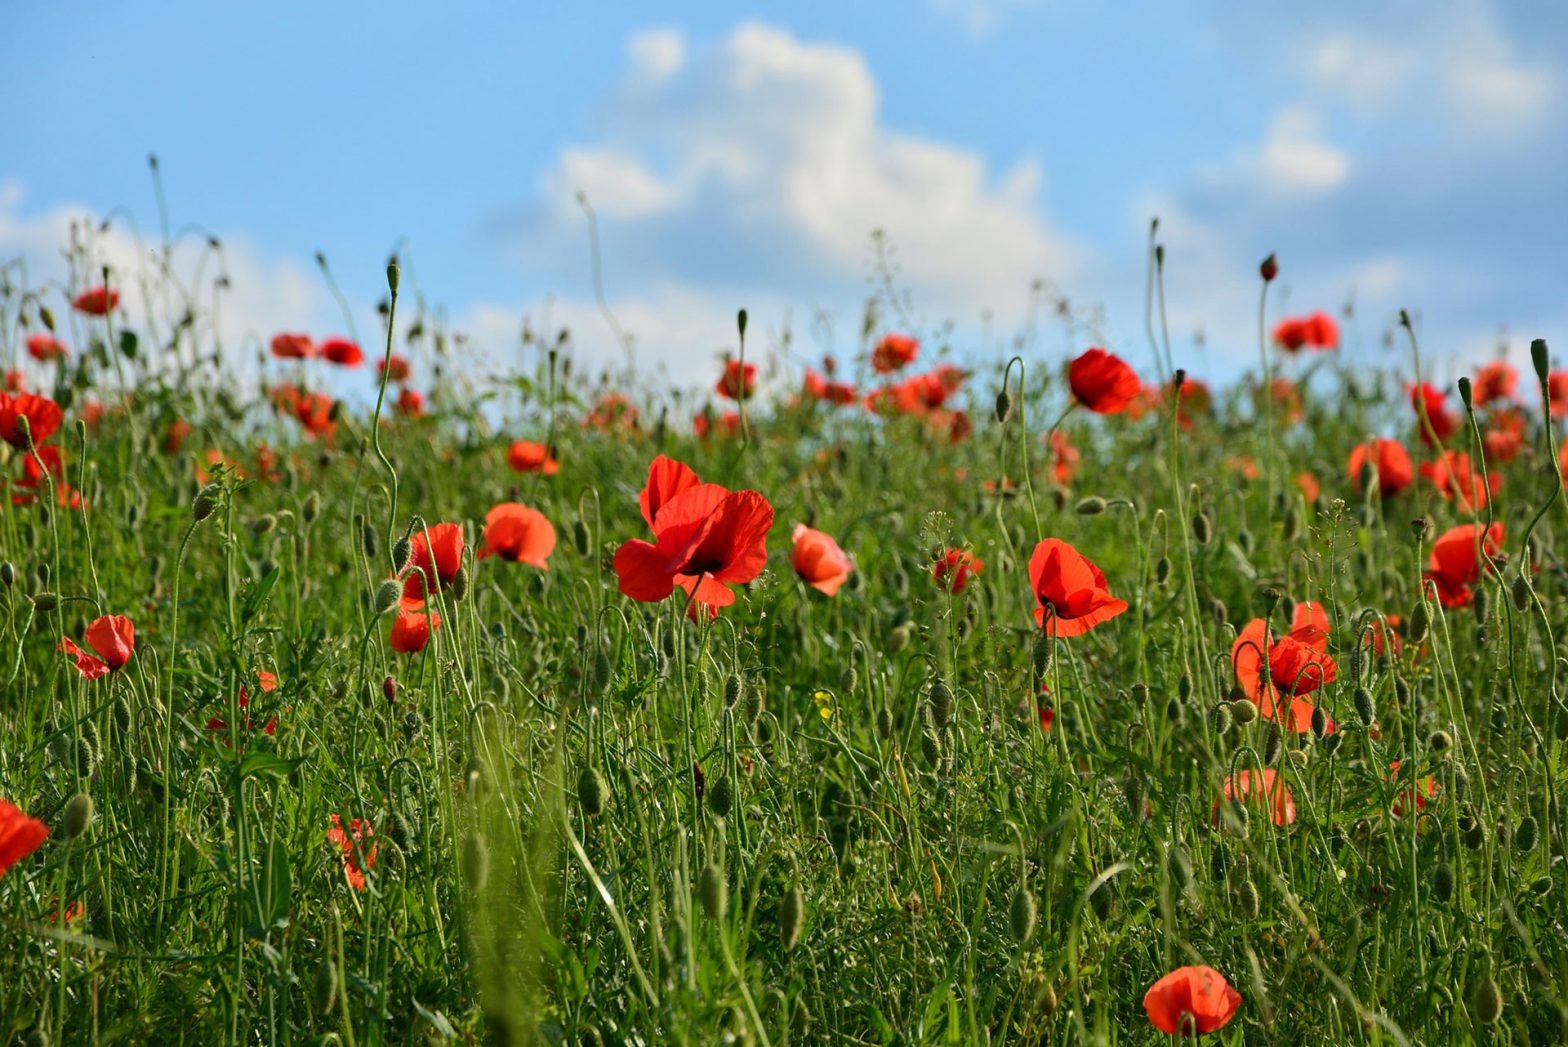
[2,232,1567,1046]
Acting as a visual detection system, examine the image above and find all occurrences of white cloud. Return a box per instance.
[1259,107,1351,195]
[502,21,1081,382]
[929,0,1045,38]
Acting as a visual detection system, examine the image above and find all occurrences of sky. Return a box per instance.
[3,0,1565,393]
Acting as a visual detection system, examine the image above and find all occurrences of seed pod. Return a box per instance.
[723,673,744,709]
[577,766,608,817]
[462,834,490,892]
[1076,496,1107,516]
[391,535,412,574]
[1473,976,1504,1024]
[777,885,805,949]
[1353,688,1376,727]
[1515,815,1538,853]
[707,776,735,818]
[314,958,339,1015]
[192,483,220,521]
[63,793,94,839]
[1432,862,1455,903]
[698,863,727,920]
[1238,879,1261,919]
[1231,698,1258,726]
[994,389,1012,424]
[1008,888,1037,943]
[927,680,953,729]
[1192,512,1213,545]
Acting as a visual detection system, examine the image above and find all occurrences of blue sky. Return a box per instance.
[3,0,1565,389]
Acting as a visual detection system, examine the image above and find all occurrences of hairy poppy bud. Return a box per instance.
[1430,861,1455,903]
[386,261,400,295]
[920,730,944,770]
[698,863,727,920]
[1238,878,1261,919]
[577,766,608,816]
[1515,815,1538,853]
[1031,632,1052,682]
[839,665,859,694]
[1511,574,1531,612]
[927,680,953,729]
[374,579,401,615]
[1231,698,1258,726]
[1429,729,1452,752]
[63,793,94,839]
[875,707,894,740]
[301,490,321,524]
[249,513,278,536]
[31,591,60,612]
[1463,821,1487,850]
[314,958,339,1015]
[1260,253,1278,282]
[450,564,470,603]
[994,390,1012,424]
[572,518,591,556]
[1192,512,1212,545]
[777,885,805,949]
[1210,703,1233,735]
[1124,776,1146,821]
[1166,844,1193,890]
[1264,724,1283,765]
[1075,496,1107,516]
[723,673,744,709]
[743,677,765,725]
[192,483,220,521]
[887,622,913,653]
[1154,556,1171,586]
[391,535,411,574]
[1473,976,1504,1024]
[1009,888,1037,942]
[0,562,13,588]
[461,833,489,892]
[1531,338,1550,385]
[1353,688,1376,727]
[1407,601,1430,643]
[707,775,734,818]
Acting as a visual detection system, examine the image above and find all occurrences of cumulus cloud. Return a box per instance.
[928,0,1046,38]
[495,22,1080,381]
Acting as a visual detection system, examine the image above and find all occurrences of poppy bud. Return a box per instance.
[1310,705,1329,739]
[1429,861,1455,904]
[1353,688,1376,727]
[1210,598,1228,625]
[1511,574,1531,612]
[373,579,401,615]
[192,483,220,521]
[743,678,765,725]
[994,390,1012,423]
[1008,888,1037,942]
[1210,703,1233,735]
[736,308,748,340]
[887,622,913,653]
[577,766,608,816]
[698,863,727,920]
[1531,338,1550,385]
[1408,601,1430,643]
[249,513,278,536]
[1473,976,1504,1024]
[1263,724,1283,765]
[1260,253,1278,282]
[1166,844,1192,890]
[387,261,401,295]
[31,591,59,612]
[462,833,489,892]
[1231,698,1258,726]
[1463,821,1487,850]
[1238,878,1261,918]
[1075,496,1107,516]
[920,730,943,769]
[707,775,734,818]
[392,535,412,574]
[0,562,12,588]
[451,564,470,603]
[301,490,321,524]
[1515,815,1538,853]
[927,680,953,729]
[63,792,94,839]
[723,673,744,709]
[592,651,613,690]
[382,675,397,703]
[1192,512,1212,545]
[314,958,339,1015]
[1123,776,1146,821]
[875,707,894,739]
[572,518,591,556]
[777,885,805,950]
[1154,556,1171,586]
[1426,729,1452,753]
[1031,632,1052,682]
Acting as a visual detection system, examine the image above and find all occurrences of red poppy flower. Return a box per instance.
[1,798,49,878]
[1409,382,1456,445]
[26,333,69,362]
[1028,538,1127,637]
[1166,376,1211,430]
[804,368,857,405]
[791,523,853,596]
[1420,450,1499,513]
[1423,522,1502,607]
[0,392,64,449]
[871,333,919,374]
[326,814,376,890]
[932,548,984,594]
[1221,768,1296,827]
[1068,348,1140,414]
[270,332,315,359]
[3,371,21,393]
[1348,438,1414,497]
[319,337,364,367]
[395,387,424,417]
[59,615,135,680]
[477,502,555,568]
[1144,966,1242,1036]
[1484,408,1526,463]
[583,392,638,432]
[164,418,193,455]
[379,354,411,381]
[1231,618,1336,733]
[72,286,119,316]
[1050,430,1079,486]
[207,671,282,740]
[9,445,76,507]
[1267,378,1303,424]
[1272,311,1338,352]
[1289,600,1330,647]
[715,359,757,401]
[508,439,559,475]
[614,457,773,618]
[1362,616,1403,658]
[694,410,742,440]
[401,522,464,602]
[390,598,441,653]
[1550,372,1568,418]
[1387,760,1438,817]
[1472,360,1517,406]
[1295,471,1320,503]
[1227,455,1259,481]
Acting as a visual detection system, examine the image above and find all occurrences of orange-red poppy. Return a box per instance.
[395,388,424,417]
[1,798,48,878]
[694,410,742,440]
[1295,471,1320,503]
[932,548,984,594]
[790,524,853,596]
[401,522,464,602]
[1550,372,1568,418]
[1387,760,1438,817]
[326,814,376,890]
[1472,360,1517,406]
[1420,450,1499,513]
[59,615,135,680]
[1144,966,1241,1036]
[871,333,919,374]
[1221,768,1296,827]
[1049,430,1079,486]
[1027,538,1127,637]
[477,503,555,569]
[1272,311,1338,352]
[1348,438,1413,497]
[319,337,364,367]
[1068,348,1140,414]
[390,598,441,653]
[1483,407,1526,463]
[379,354,411,382]
[507,439,559,475]
[26,333,69,362]
[270,332,314,359]
[1231,617,1336,733]
[0,392,64,449]
[1409,382,1456,445]
[715,359,756,401]
[804,368,857,406]
[72,286,119,315]
[1423,522,1502,608]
